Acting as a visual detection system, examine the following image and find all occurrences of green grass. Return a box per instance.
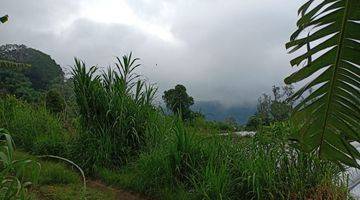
[38,162,80,185]
[0,96,70,156]
[14,151,116,200]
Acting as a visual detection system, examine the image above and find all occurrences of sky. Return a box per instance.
[0,0,303,107]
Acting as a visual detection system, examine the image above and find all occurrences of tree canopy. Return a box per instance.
[163,84,194,121]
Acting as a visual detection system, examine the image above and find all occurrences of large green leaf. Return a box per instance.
[286,0,360,167]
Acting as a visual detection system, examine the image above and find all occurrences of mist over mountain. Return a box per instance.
[192,101,256,124]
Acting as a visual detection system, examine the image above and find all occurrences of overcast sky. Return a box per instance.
[0,0,302,106]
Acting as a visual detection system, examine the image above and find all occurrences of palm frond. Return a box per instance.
[286,0,360,167]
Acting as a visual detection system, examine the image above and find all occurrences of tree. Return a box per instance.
[249,85,294,128]
[270,85,294,122]
[286,0,360,167]
[163,84,194,121]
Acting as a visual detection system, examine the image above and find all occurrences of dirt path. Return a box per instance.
[87,180,151,200]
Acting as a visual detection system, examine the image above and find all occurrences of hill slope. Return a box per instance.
[0,44,64,90]
[192,101,255,124]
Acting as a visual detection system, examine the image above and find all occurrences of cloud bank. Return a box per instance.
[0,0,302,106]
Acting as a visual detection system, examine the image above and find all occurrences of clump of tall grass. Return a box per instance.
[71,53,157,172]
[132,118,233,199]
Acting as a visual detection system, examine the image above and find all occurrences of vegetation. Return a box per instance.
[0,44,64,91]
[163,84,194,121]
[246,85,294,130]
[0,96,68,156]
[71,54,157,172]
[0,49,352,198]
[0,129,40,200]
[0,131,117,200]
[0,0,358,199]
[45,89,65,114]
[286,0,360,167]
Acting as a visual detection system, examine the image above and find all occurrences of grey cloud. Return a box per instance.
[1,0,303,106]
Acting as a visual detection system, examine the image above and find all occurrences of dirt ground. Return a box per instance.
[87,180,151,200]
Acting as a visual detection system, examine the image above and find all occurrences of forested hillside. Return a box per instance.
[0,44,63,90]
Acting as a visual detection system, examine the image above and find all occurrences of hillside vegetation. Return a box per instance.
[0,44,64,92]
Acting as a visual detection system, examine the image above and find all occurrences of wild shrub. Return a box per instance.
[71,53,157,172]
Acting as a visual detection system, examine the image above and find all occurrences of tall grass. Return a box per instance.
[71,53,157,172]
[229,122,349,199]
[131,118,234,199]
[0,96,69,156]
[126,121,349,199]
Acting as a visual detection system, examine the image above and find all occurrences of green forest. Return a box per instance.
[0,0,359,199]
